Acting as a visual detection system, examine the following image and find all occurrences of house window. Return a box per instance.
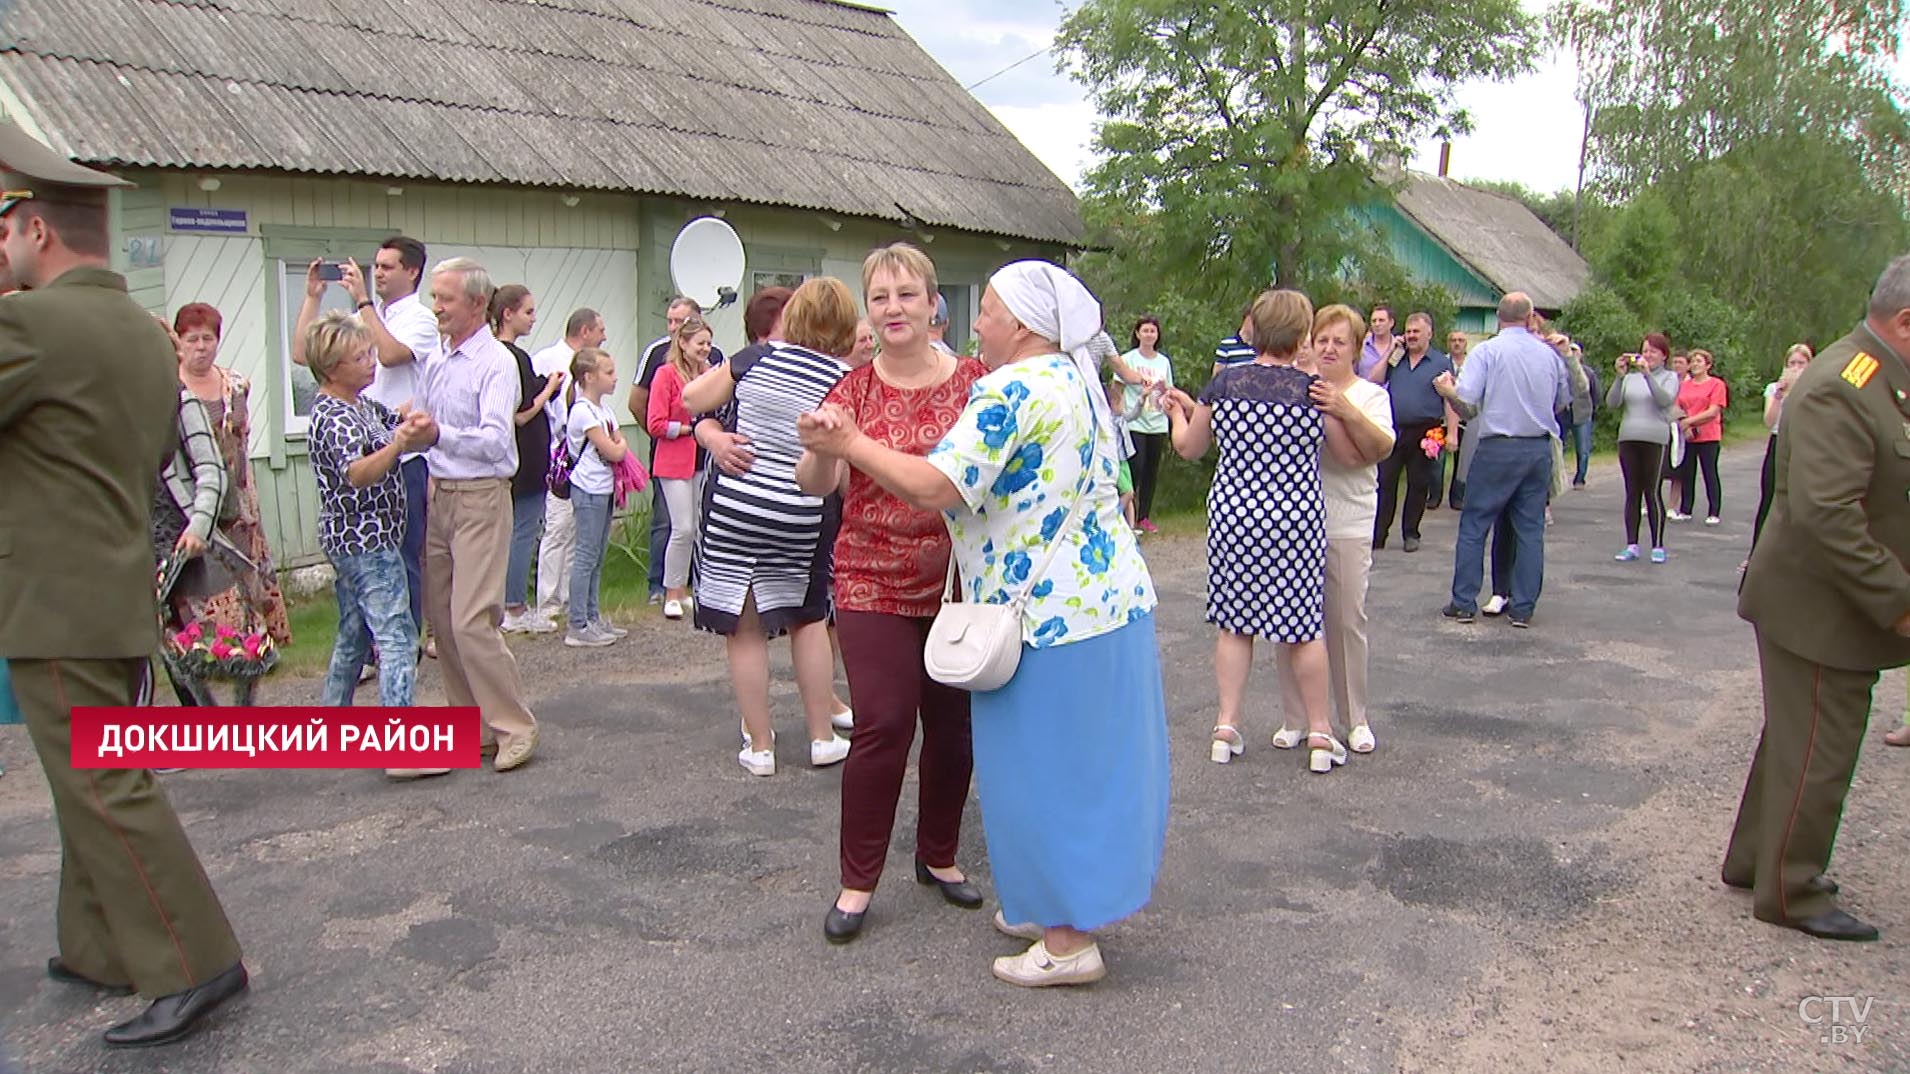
[751,269,808,293]
[278,260,353,436]
[938,285,974,354]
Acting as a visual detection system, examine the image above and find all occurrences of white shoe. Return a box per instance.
[1271,726,1304,750]
[993,910,1045,941]
[1349,725,1377,754]
[500,609,537,634]
[1210,725,1243,764]
[526,613,558,634]
[663,600,684,620]
[385,768,452,780]
[1704,516,1721,526]
[564,626,615,648]
[591,617,628,638]
[1668,510,1690,521]
[1482,594,1508,617]
[830,707,854,732]
[737,743,775,776]
[1308,732,1348,773]
[992,939,1106,987]
[810,734,851,767]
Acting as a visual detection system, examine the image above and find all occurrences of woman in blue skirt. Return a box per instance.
[799,260,1167,987]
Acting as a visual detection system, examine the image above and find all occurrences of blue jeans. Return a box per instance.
[1450,436,1552,618]
[322,546,417,706]
[360,456,427,656]
[504,486,546,608]
[646,478,670,598]
[1570,420,1593,484]
[570,489,613,631]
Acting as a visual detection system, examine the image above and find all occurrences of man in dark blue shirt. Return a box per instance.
[1374,312,1454,552]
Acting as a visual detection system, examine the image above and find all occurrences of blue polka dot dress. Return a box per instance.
[1198,362,1326,642]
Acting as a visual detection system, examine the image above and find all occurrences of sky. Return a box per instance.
[880,0,1907,196]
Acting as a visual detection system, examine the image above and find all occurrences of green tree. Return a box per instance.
[1059,0,1537,332]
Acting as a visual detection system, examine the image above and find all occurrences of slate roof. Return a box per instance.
[1393,173,1590,310]
[0,0,1084,243]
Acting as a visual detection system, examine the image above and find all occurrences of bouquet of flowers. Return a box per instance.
[164,621,279,682]
[1419,427,1447,459]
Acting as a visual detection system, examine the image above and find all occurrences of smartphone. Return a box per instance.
[317,262,344,282]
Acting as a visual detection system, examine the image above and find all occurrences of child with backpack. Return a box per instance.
[562,347,629,647]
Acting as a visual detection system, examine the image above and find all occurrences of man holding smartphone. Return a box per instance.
[295,236,439,657]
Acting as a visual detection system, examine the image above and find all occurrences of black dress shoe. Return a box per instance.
[1784,909,1879,942]
[823,904,867,944]
[914,860,984,909]
[1722,873,1839,896]
[103,962,247,1048]
[45,958,133,996]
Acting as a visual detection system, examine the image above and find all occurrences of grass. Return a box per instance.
[271,504,657,679]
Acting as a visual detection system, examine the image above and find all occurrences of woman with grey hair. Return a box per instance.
[799,260,1167,988]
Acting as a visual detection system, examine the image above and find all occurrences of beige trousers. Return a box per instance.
[425,478,537,748]
[1278,537,1371,733]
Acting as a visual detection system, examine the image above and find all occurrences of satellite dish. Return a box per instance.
[670,216,745,311]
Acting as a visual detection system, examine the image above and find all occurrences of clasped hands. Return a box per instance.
[797,404,863,457]
[390,404,439,454]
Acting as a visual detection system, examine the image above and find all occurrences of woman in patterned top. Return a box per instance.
[304,313,439,748]
[795,243,988,944]
[799,260,1166,989]
[1164,289,1338,774]
[683,278,858,776]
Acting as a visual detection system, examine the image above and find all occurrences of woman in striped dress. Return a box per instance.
[682,277,858,777]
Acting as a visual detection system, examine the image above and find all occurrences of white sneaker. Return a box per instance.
[1704,516,1721,526]
[526,613,559,634]
[830,707,854,731]
[1668,510,1690,521]
[1349,724,1377,754]
[663,599,684,620]
[1482,594,1508,617]
[737,744,775,777]
[993,910,1044,941]
[810,734,851,767]
[591,617,628,638]
[991,939,1106,987]
[500,609,537,634]
[564,626,615,648]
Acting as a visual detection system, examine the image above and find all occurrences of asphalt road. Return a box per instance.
[0,443,1904,1074]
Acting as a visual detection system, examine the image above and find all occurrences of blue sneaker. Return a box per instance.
[1615,546,1640,562]
[1650,548,1668,564]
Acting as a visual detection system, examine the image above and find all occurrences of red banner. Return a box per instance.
[70,707,483,769]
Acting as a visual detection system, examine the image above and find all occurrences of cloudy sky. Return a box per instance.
[881,0,1904,195]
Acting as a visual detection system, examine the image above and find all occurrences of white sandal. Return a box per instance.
[1348,724,1376,754]
[1308,731,1347,773]
[1210,725,1243,764]
[1271,726,1305,750]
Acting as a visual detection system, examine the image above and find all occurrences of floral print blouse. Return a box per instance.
[926,354,1156,648]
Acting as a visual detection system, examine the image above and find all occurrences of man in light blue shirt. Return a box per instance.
[1433,293,1568,626]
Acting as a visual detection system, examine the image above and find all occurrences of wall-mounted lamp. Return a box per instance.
[915,231,935,245]
[817,215,841,232]
[385,185,404,197]
[994,239,1012,252]
[197,176,221,193]
[711,207,728,218]
[561,194,580,208]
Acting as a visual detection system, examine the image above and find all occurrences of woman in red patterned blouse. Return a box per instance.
[796,243,987,944]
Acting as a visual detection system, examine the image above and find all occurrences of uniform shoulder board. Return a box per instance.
[1841,352,1880,389]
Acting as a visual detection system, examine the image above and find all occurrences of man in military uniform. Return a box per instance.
[1725,253,1910,942]
[0,120,248,1043]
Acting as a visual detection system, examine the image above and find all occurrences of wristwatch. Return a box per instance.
[355,300,375,311]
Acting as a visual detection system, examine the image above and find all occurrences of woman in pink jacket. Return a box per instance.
[645,317,713,620]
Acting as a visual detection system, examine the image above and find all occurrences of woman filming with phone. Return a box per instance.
[1606,334,1680,563]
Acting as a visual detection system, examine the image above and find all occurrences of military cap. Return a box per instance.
[0,117,130,220]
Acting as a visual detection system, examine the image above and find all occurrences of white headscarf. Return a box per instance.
[988,260,1114,436]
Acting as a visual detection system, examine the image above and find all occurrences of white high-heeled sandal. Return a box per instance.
[1271,726,1305,750]
[1210,725,1244,764]
[1308,731,1347,773]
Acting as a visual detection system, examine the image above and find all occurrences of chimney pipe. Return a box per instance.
[1438,141,1452,178]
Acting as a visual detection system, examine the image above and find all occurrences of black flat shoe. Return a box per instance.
[914,860,984,909]
[824,904,867,944]
[103,962,247,1048]
[1722,873,1839,896]
[1783,909,1878,943]
[46,958,133,996]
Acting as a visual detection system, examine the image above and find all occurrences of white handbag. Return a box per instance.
[924,468,1095,693]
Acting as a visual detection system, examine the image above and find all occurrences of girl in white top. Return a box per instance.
[1119,316,1173,532]
[563,347,629,645]
[1276,305,1395,755]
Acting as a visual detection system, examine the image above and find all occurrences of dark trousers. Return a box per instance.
[1449,436,1550,617]
[1753,434,1778,547]
[1376,421,1439,541]
[1680,440,1723,518]
[1618,440,1666,547]
[1489,507,1515,598]
[359,456,427,655]
[1722,632,1874,922]
[1130,431,1166,522]
[834,610,973,891]
[646,479,670,597]
[12,657,242,996]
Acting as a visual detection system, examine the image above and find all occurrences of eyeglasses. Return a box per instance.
[0,189,34,219]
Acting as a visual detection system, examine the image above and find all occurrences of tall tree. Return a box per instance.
[1058,0,1537,326]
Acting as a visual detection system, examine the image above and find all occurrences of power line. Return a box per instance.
[965,46,1053,92]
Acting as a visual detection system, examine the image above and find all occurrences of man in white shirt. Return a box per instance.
[294,236,438,651]
[419,257,538,772]
[523,307,605,629]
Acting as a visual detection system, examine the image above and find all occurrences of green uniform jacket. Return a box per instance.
[0,266,178,658]
[1740,323,1910,670]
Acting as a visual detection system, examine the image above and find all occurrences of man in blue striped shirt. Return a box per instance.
[1210,306,1255,377]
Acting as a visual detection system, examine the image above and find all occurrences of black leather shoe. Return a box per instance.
[914,860,984,909]
[46,958,133,996]
[1722,873,1839,896]
[823,904,867,944]
[1784,909,1879,942]
[103,962,247,1048]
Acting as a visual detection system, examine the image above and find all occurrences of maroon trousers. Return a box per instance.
[835,610,974,890]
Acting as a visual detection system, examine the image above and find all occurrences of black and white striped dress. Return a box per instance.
[693,342,849,636]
